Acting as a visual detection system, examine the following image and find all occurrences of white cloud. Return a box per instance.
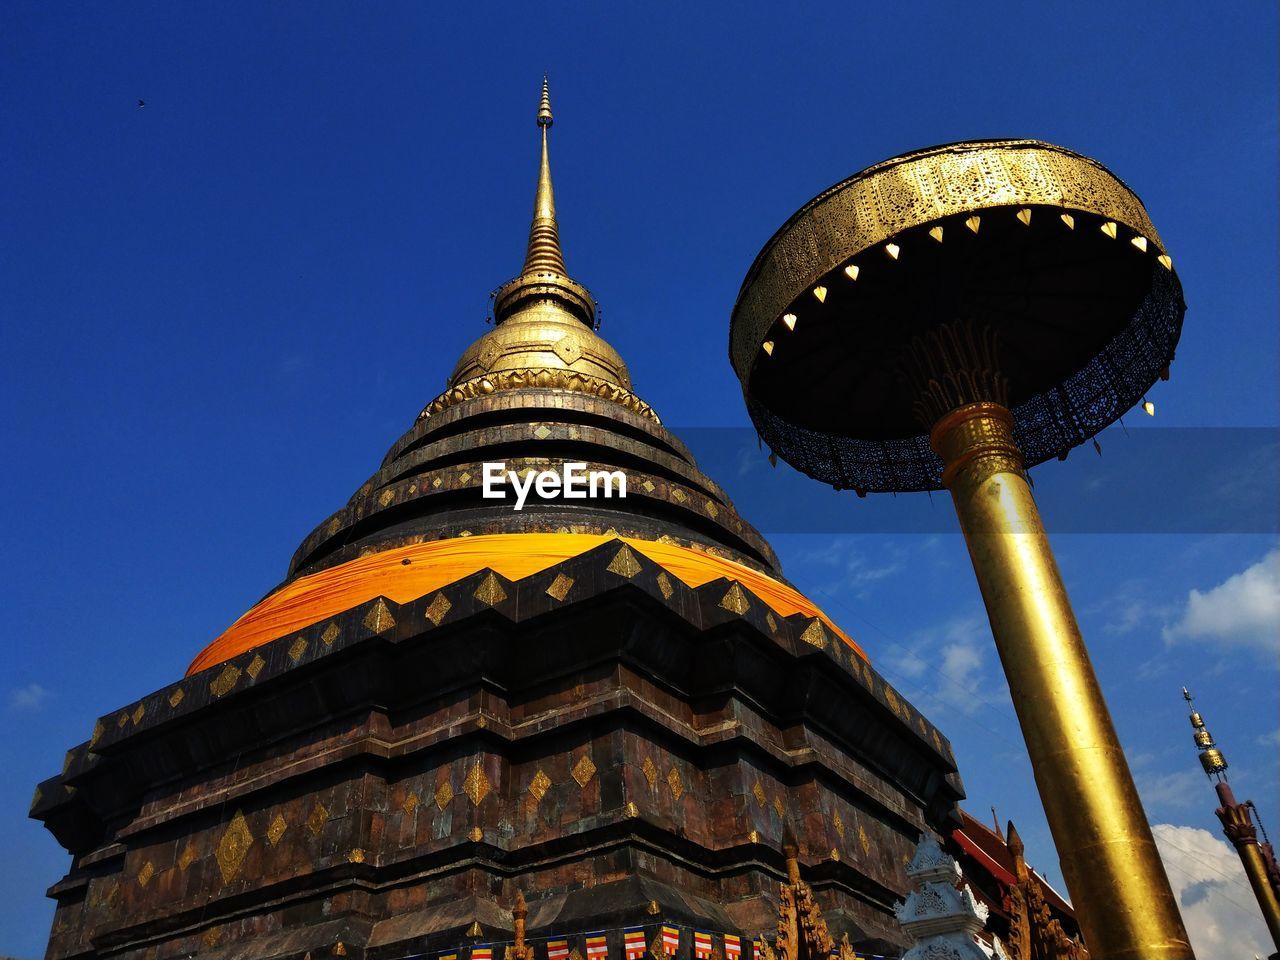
[885,616,1005,718]
[1163,547,1280,652]
[9,683,50,710]
[1152,823,1271,957]
[1135,767,1205,813]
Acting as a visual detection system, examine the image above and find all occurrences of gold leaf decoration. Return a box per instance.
[641,479,656,493]
[434,780,454,810]
[719,583,751,616]
[289,636,308,663]
[307,802,328,836]
[474,572,508,606]
[833,810,845,838]
[247,654,266,679]
[704,500,719,518]
[528,769,551,801]
[859,824,870,855]
[625,801,639,817]
[469,826,483,842]
[267,814,288,846]
[137,861,155,888]
[533,424,552,440]
[347,848,366,863]
[765,612,778,634]
[216,810,254,884]
[546,573,575,601]
[463,761,491,806]
[800,619,828,649]
[642,756,658,787]
[363,598,395,633]
[203,927,223,948]
[932,729,943,753]
[667,767,684,801]
[830,848,840,862]
[572,753,597,788]
[425,592,452,625]
[210,664,241,698]
[773,795,785,819]
[178,842,198,871]
[884,686,900,714]
[402,791,419,815]
[753,781,767,808]
[321,622,340,645]
[671,488,687,503]
[656,572,674,600]
[606,545,642,578]
[459,471,472,485]
[378,489,395,507]
[90,719,104,747]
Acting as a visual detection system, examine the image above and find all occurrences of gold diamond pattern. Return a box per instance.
[267,814,288,846]
[642,756,658,787]
[641,479,656,493]
[552,337,583,364]
[667,766,684,801]
[932,729,943,753]
[347,848,366,863]
[425,592,452,625]
[800,619,828,649]
[434,780,454,810]
[474,572,507,606]
[378,489,395,507]
[884,686,900,714]
[773,795,785,819]
[672,488,687,503]
[210,664,241,697]
[118,712,129,728]
[321,622,340,645]
[247,654,266,679]
[748,829,760,843]
[765,612,778,634]
[137,860,155,888]
[753,781,767,808]
[572,753,597,787]
[719,583,750,615]
[307,802,328,835]
[463,761,491,805]
[469,826,483,842]
[132,703,146,725]
[528,769,551,801]
[606,545,642,578]
[833,810,845,838]
[402,791,419,815]
[859,824,870,855]
[546,573,574,601]
[656,572,674,600]
[90,719,104,747]
[364,598,396,633]
[289,635,308,662]
[216,810,254,884]
[704,500,719,518]
[459,471,472,485]
[533,424,552,440]
[178,842,197,871]
[831,848,840,862]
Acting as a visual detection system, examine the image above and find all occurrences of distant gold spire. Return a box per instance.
[522,75,568,277]
[1183,686,1229,779]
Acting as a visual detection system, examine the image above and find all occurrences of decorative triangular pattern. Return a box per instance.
[363,598,396,633]
[474,572,508,606]
[606,545,642,578]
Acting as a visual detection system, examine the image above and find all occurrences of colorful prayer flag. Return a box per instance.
[548,941,570,960]
[752,939,762,960]
[624,927,647,960]
[441,953,458,960]
[693,932,713,960]
[585,933,609,960]
[724,935,741,960]
[661,927,680,955]
[472,946,493,960]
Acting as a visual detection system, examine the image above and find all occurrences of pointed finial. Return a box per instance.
[1183,686,1229,780]
[538,75,553,127]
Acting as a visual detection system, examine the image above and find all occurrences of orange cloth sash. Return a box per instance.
[188,533,864,674]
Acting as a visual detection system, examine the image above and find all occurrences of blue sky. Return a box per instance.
[2,3,1276,958]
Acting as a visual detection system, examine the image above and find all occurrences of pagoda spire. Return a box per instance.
[1182,687,1280,951]
[521,76,568,276]
[492,76,596,327]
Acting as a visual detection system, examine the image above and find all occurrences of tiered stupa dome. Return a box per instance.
[189,78,852,675]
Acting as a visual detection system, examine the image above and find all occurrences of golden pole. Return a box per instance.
[931,401,1194,960]
[1215,781,1280,949]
